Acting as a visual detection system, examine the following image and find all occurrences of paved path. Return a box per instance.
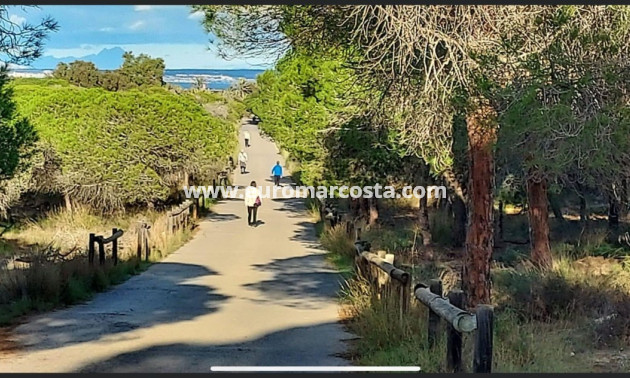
[0,119,351,372]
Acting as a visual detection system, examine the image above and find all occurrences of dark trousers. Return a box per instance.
[247,206,258,225]
[240,163,246,174]
[274,175,281,186]
[245,138,250,147]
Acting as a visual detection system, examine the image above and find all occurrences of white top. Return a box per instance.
[244,186,261,207]
[238,152,248,163]
[244,131,251,139]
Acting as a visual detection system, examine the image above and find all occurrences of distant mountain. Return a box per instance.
[31,47,126,70]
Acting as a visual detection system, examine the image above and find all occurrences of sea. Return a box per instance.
[7,68,265,90]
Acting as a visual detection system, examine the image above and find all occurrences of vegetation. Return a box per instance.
[0,14,241,325]
[198,3,630,306]
[0,205,197,325]
[0,78,238,214]
[196,4,630,371]
[53,52,165,90]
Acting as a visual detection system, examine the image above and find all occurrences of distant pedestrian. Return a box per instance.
[244,130,251,147]
[244,180,262,226]
[238,150,248,174]
[228,156,235,170]
[271,161,283,186]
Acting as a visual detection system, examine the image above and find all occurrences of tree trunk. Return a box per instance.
[609,197,620,230]
[350,198,360,218]
[579,195,587,223]
[418,195,432,246]
[462,101,497,308]
[360,198,370,221]
[368,197,379,226]
[494,201,504,248]
[548,192,565,222]
[622,179,630,221]
[526,176,552,269]
[64,193,73,213]
[452,194,467,248]
[442,168,467,202]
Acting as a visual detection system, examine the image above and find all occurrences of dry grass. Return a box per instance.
[1,204,193,262]
[339,273,593,372]
[0,205,197,325]
[322,198,630,372]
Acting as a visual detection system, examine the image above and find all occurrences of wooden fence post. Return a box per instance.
[398,278,411,327]
[447,290,465,372]
[144,226,151,262]
[473,305,494,373]
[98,237,105,265]
[136,222,144,261]
[88,233,95,265]
[112,228,118,266]
[428,279,443,348]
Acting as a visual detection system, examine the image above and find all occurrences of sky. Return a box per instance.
[9,5,276,69]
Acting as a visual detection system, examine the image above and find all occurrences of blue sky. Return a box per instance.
[9,5,275,69]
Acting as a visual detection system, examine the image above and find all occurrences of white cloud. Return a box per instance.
[99,27,115,32]
[188,11,205,20]
[133,5,153,11]
[128,20,146,30]
[9,14,26,25]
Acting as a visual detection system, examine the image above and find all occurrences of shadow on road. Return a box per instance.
[205,212,241,222]
[77,322,349,372]
[243,254,343,309]
[15,262,229,352]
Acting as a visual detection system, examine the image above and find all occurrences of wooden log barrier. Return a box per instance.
[414,283,477,333]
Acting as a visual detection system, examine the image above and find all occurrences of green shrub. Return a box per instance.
[429,208,454,247]
[8,81,238,211]
[91,268,110,292]
[62,276,91,304]
[321,225,355,259]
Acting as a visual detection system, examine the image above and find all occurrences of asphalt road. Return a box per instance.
[0,119,351,372]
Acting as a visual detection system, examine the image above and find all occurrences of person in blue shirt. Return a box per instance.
[271,161,283,186]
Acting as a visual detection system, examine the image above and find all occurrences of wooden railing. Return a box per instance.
[89,228,124,266]
[167,200,193,234]
[414,281,494,372]
[136,221,151,262]
[317,197,495,373]
[87,197,198,267]
[354,240,411,325]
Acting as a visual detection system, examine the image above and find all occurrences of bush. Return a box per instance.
[429,208,455,247]
[321,225,355,259]
[7,80,238,211]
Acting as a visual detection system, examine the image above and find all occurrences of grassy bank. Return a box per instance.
[313,198,630,372]
[0,204,201,325]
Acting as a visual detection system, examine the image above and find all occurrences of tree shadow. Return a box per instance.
[242,253,343,310]
[76,322,350,372]
[264,176,296,186]
[13,262,228,352]
[270,198,311,219]
[205,212,241,222]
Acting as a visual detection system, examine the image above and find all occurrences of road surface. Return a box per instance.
[0,119,351,372]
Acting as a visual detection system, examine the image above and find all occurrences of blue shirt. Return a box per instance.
[271,164,283,176]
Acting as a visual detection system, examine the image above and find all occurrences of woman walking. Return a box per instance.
[238,150,248,174]
[244,180,262,226]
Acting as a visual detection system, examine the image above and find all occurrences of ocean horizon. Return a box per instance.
[8,68,265,90]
